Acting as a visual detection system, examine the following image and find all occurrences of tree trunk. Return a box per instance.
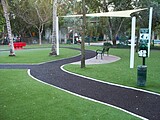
[38,24,44,45]
[81,0,86,68]
[1,0,15,56]
[50,0,57,56]
[108,17,114,44]
[39,29,42,45]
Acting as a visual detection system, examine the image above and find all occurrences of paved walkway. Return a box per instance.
[71,54,121,65]
[0,48,160,120]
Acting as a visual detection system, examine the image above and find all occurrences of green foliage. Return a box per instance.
[134,0,160,33]
[0,5,5,33]
[8,0,53,42]
[1,0,160,44]
[103,42,112,47]
[0,13,5,33]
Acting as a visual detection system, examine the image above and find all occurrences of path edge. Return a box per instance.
[61,64,160,97]
[27,69,148,120]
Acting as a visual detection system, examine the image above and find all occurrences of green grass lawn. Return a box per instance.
[0,44,158,119]
[0,70,141,120]
[0,47,80,64]
[64,46,160,94]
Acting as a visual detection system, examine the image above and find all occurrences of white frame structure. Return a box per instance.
[57,8,151,68]
[148,7,153,57]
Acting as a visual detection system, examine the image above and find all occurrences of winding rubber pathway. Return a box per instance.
[0,47,160,120]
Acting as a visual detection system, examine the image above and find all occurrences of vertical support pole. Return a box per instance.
[142,57,145,65]
[72,28,75,44]
[130,16,136,68]
[148,7,153,57]
[56,17,59,55]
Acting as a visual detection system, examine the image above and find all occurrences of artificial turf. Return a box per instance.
[64,47,160,94]
[0,70,141,120]
[0,44,158,119]
[0,48,79,64]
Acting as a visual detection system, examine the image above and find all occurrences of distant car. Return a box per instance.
[74,36,81,44]
[152,40,160,46]
[77,37,81,44]
[0,38,9,45]
[125,39,136,46]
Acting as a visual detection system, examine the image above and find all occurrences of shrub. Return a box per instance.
[103,42,112,47]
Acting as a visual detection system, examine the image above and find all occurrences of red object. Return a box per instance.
[13,42,26,50]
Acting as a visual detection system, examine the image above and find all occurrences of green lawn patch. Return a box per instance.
[0,70,141,120]
[0,45,9,51]
[64,47,160,94]
[24,44,52,49]
[0,48,79,64]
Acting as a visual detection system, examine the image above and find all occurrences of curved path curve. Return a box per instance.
[0,48,160,120]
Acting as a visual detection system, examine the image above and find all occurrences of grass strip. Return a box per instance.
[0,48,79,64]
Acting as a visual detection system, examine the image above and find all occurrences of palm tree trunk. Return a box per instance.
[1,0,15,56]
[50,0,57,55]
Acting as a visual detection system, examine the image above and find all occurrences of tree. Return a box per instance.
[50,0,81,55]
[131,0,160,46]
[12,0,52,45]
[1,0,15,56]
[34,0,52,45]
[84,0,135,45]
[0,5,5,33]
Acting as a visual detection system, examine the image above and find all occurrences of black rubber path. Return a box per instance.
[0,48,160,120]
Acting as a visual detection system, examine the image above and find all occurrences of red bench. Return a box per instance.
[13,42,26,50]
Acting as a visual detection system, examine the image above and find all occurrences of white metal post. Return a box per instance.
[130,16,136,68]
[56,17,59,55]
[148,7,153,57]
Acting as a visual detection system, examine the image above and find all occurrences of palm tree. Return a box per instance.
[50,0,57,55]
[1,0,15,56]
